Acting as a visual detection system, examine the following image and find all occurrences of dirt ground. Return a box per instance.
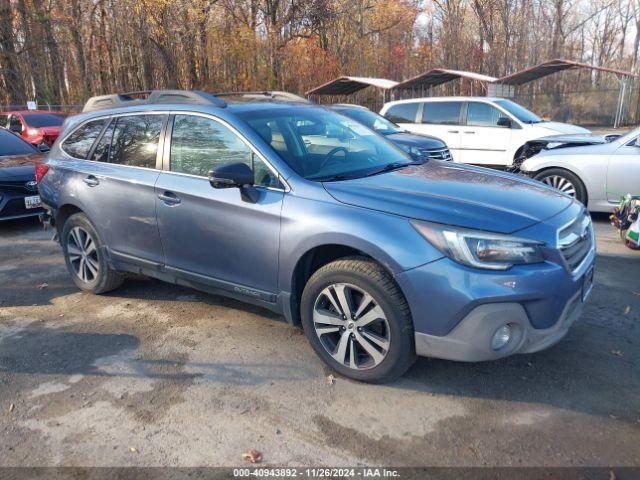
[0,214,638,468]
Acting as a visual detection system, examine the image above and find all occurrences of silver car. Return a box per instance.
[520,128,640,212]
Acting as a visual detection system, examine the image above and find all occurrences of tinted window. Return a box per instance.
[385,103,419,123]
[170,115,281,188]
[62,119,106,159]
[494,99,542,124]
[9,116,23,131]
[90,121,114,162]
[22,113,66,127]
[0,115,8,128]
[109,115,165,168]
[422,102,462,125]
[466,102,502,127]
[0,129,37,157]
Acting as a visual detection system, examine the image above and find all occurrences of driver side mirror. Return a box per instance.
[209,162,254,189]
[497,117,512,128]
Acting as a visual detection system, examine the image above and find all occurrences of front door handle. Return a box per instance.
[83,175,100,187]
[158,191,181,206]
[463,131,476,134]
[447,130,459,134]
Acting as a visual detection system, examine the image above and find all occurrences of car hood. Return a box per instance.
[531,133,610,147]
[323,161,572,233]
[384,132,446,149]
[0,153,44,179]
[537,121,590,134]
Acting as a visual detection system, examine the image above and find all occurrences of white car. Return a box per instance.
[380,97,590,167]
[519,128,640,212]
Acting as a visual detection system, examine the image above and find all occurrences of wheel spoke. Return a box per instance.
[67,244,82,259]
[78,258,86,281]
[321,286,343,315]
[316,326,340,336]
[85,256,99,277]
[333,284,354,318]
[349,337,357,369]
[355,331,385,365]
[331,332,350,364]
[70,228,82,249]
[313,308,345,326]
[360,329,389,350]
[353,292,374,319]
[355,305,384,328]
[85,239,96,254]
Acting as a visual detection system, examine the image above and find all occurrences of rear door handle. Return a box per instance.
[158,191,181,206]
[83,175,100,187]
[447,130,459,133]
[463,131,476,134]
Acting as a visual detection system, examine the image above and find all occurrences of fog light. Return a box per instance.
[491,324,512,350]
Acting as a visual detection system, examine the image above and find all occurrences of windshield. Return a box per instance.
[333,107,403,135]
[22,113,66,128]
[238,107,413,181]
[0,129,37,157]
[494,99,542,124]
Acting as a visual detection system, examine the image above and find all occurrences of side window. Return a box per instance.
[422,102,462,125]
[0,115,8,128]
[61,119,106,159]
[467,102,502,127]
[170,115,281,188]
[9,115,23,132]
[109,115,165,168]
[384,103,418,123]
[90,121,115,162]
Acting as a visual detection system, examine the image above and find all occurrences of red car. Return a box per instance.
[0,110,67,147]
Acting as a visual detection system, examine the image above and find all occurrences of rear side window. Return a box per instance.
[422,102,462,125]
[90,121,114,162]
[466,102,502,127]
[62,119,106,159]
[109,115,166,169]
[384,103,418,123]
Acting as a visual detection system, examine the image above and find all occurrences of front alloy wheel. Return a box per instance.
[540,174,576,196]
[534,168,587,205]
[313,283,390,370]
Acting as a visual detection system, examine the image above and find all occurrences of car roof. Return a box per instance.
[385,97,505,105]
[0,110,67,115]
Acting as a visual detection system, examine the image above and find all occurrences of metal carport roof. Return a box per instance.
[498,59,637,85]
[306,76,398,96]
[393,69,497,90]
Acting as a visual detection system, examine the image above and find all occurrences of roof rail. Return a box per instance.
[82,90,227,112]
[213,91,311,103]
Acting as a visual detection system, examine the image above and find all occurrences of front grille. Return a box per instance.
[419,146,452,161]
[0,181,34,194]
[558,213,593,272]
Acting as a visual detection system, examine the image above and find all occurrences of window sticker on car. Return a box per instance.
[340,120,375,136]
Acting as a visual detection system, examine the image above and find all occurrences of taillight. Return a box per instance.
[35,163,50,183]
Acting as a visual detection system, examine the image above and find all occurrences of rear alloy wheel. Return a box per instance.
[301,256,416,383]
[534,168,587,205]
[61,212,124,294]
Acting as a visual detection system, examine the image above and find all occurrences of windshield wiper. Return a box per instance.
[363,161,417,178]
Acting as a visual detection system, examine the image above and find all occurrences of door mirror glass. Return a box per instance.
[497,117,512,128]
[209,162,254,189]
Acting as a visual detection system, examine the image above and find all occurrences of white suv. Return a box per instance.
[380,97,590,167]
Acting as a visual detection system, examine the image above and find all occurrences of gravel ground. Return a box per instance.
[0,214,638,468]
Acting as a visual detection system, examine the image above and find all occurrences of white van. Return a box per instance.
[380,97,590,167]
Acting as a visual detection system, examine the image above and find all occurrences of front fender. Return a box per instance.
[277,193,444,292]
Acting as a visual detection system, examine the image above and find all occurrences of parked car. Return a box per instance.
[329,104,451,161]
[519,127,640,211]
[0,110,67,147]
[0,128,47,221]
[39,90,595,382]
[380,97,590,167]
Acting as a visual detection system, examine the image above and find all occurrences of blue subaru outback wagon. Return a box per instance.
[38,90,595,382]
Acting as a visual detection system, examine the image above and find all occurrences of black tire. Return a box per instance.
[61,212,124,294]
[534,168,587,205]
[300,256,416,383]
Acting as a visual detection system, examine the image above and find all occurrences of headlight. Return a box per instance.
[398,144,422,157]
[411,220,545,270]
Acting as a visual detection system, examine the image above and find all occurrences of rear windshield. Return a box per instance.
[0,129,37,157]
[22,113,66,128]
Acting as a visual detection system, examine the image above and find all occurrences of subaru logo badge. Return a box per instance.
[26,180,38,191]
